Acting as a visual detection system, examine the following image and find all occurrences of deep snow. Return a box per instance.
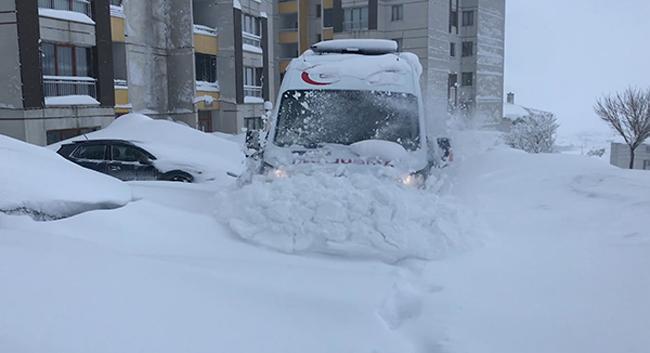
[1,129,649,353]
[0,134,131,220]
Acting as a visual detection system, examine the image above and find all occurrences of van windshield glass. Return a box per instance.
[274,90,420,150]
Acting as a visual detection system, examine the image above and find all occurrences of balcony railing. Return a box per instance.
[43,76,97,98]
[38,0,91,16]
[242,32,261,48]
[244,85,262,98]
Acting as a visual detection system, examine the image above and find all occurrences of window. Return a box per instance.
[245,117,264,130]
[316,4,321,18]
[644,160,650,170]
[462,10,474,26]
[39,0,91,16]
[42,43,56,76]
[41,42,93,77]
[450,42,456,57]
[72,144,107,160]
[244,66,263,97]
[391,5,403,21]
[111,145,147,162]
[242,14,261,36]
[461,72,473,86]
[462,41,473,57]
[112,42,127,81]
[195,54,217,82]
[198,111,213,132]
[343,7,368,31]
[46,127,97,145]
[111,0,122,5]
[323,9,333,27]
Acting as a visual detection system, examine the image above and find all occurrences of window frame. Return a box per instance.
[391,4,403,22]
[461,72,473,87]
[195,53,217,83]
[42,42,93,77]
[462,10,474,27]
[461,41,473,57]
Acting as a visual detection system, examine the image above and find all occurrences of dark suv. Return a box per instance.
[57,140,194,182]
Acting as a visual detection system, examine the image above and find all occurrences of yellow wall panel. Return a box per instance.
[111,16,125,42]
[279,1,298,14]
[194,34,219,55]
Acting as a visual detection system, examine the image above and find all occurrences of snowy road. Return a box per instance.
[1,131,649,353]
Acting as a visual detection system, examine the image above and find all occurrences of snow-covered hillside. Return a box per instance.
[1,130,648,353]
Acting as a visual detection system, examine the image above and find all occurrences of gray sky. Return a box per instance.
[504,0,650,135]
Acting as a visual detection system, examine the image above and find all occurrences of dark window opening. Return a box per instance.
[450,42,456,57]
[462,41,473,57]
[195,53,217,82]
[462,10,474,26]
[461,72,473,86]
[391,5,403,21]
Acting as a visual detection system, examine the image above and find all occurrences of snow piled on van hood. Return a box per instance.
[216,172,476,263]
[52,114,244,182]
[0,135,131,220]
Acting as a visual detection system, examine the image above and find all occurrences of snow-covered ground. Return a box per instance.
[1,129,648,352]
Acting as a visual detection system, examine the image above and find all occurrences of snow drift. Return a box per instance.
[216,172,474,262]
[50,113,244,182]
[0,135,131,220]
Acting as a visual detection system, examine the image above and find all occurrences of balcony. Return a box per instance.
[43,75,97,98]
[38,0,91,17]
[279,29,299,44]
[242,32,262,49]
[244,85,262,98]
[278,0,298,14]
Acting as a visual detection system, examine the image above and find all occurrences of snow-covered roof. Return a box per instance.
[503,103,553,120]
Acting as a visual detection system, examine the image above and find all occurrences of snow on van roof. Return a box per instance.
[311,39,398,55]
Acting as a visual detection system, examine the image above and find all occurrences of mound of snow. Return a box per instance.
[0,135,131,220]
[51,114,244,182]
[216,172,474,262]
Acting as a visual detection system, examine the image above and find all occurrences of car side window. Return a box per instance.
[111,145,147,163]
[72,144,106,160]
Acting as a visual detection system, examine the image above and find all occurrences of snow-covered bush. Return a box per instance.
[505,114,559,153]
[586,148,606,158]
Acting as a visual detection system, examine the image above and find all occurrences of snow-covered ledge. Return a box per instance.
[38,8,95,25]
[45,95,100,107]
[193,24,218,37]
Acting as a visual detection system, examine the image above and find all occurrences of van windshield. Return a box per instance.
[273,90,420,150]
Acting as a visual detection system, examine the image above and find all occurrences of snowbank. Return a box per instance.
[0,135,130,220]
[51,113,244,182]
[0,198,419,353]
[216,172,474,262]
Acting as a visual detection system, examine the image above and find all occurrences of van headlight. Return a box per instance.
[264,164,289,179]
[400,173,424,187]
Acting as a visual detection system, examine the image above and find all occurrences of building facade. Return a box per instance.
[0,0,115,146]
[611,143,650,170]
[110,0,275,134]
[274,0,506,129]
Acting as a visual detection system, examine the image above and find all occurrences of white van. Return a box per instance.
[244,39,449,186]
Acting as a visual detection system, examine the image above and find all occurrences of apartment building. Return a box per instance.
[0,0,115,146]
[274,0,505,127]
[109,0,274,134]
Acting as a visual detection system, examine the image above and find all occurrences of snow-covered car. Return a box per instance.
[56,139,196,182]
[49,113,244,183]
[245,39,448,186]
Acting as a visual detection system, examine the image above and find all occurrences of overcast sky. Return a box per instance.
[504,0,650,135]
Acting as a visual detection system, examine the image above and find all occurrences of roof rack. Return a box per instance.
[310,39,398,55]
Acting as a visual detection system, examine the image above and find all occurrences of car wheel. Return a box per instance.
[159,170,194,183]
